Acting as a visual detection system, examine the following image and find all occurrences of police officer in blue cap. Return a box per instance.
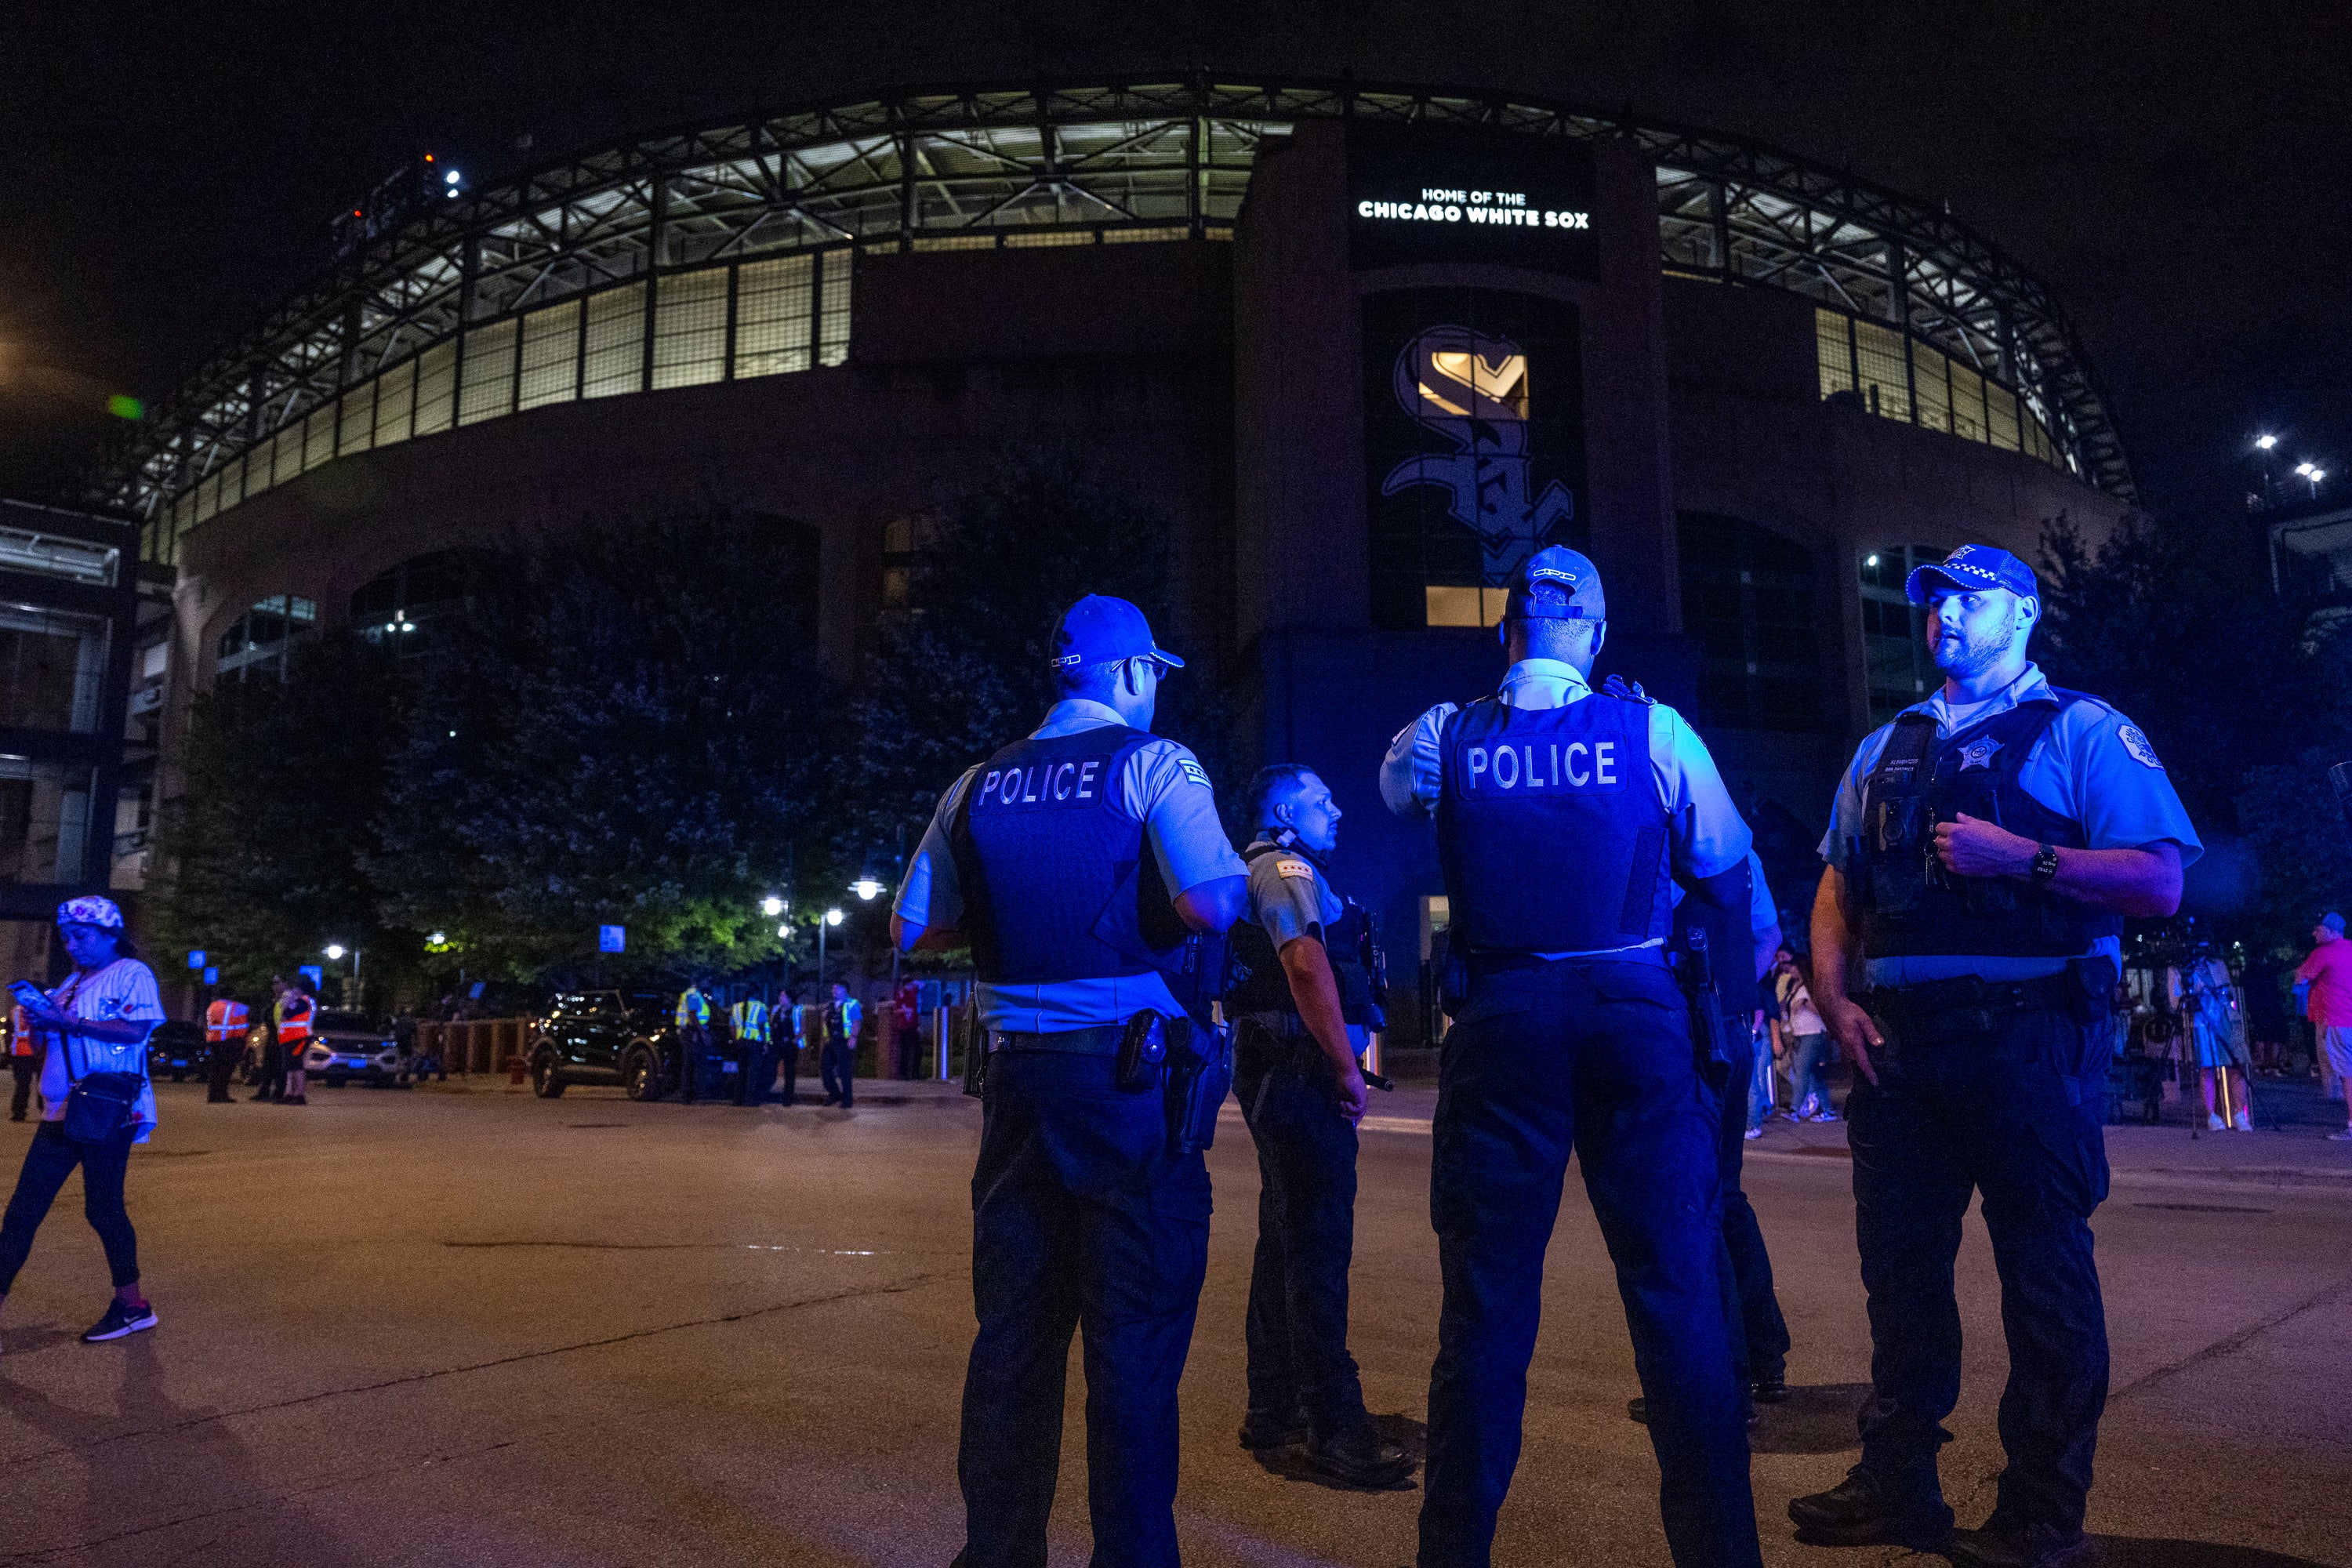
[1793,543,2199,1568]
[892,594,1246,1568]
[1381,546,1762,1568]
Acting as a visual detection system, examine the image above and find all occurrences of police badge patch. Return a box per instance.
[2118,723,2164,769]
[1178,758,1211,789]
[1275,858,1316,882]
[1958,735,2002,771]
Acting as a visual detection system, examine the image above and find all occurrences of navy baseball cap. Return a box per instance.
[1503,546,1606,623]
[1051,594,1184,670]
[1905,544,2040,605]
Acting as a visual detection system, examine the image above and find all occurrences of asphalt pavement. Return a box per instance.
[0,1073,2343,1566]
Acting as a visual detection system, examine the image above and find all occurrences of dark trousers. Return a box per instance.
[1421,958,1757,1568]
[779,1044,800,1104]
[9,1058,34,1119]
[1849,1002,2110,1534]
[1715,1025,1790,1390]
[0,1121,140,1294]
[1234,1019,1367,1438]
[677,1025,707,1103]
[735,1043,771,1105]
[255,1039,282,1098]
[821,1040,856,1105]
[959,1050,1210,1568]
[205,1042,238,1103]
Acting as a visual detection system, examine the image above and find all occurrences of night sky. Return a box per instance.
[5,1,2347,532]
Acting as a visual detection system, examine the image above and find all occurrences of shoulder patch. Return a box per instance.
[1274,857,1316,882]
[2117,723,2164,770]
[1178,757,1211,789]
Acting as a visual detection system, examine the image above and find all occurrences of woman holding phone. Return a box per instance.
[0,895,164,1346]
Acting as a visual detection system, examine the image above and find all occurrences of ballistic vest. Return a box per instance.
[206,998,250,1044]
[276,994,313,1044]
[730,999,768,1043]
[950,724,1164,987]
[1436,694,1673,955]
[1226,841,1378,1025]
[676,989,710,1029]
[1851,692,2120,960]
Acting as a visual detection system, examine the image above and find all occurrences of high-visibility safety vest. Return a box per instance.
[277,994,314,1044]
[206,998,251,1043]
[730,998,768,1043]
[676,989,710,1028]
[8,1006,31,1058]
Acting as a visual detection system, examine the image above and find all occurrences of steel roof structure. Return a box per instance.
[99,72,2132,559]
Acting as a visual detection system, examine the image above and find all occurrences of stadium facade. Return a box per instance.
[100,76,2132,1001]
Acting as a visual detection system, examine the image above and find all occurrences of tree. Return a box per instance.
[375,504,837,983]
[148,633,405,996]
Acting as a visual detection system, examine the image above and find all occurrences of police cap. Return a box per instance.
[1502,546,1605,624]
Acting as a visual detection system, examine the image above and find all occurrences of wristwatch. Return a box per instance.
[2030,843,2060,884]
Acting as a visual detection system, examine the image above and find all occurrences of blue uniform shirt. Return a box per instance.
[1381,658,1754,959]
[896,699,1247,1032]
[1819,662,2201,986]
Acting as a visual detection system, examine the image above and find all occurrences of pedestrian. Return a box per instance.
[892,593,1246,1568]
[2171,941,2249,1131]
[2241,955,2287,1077]
[1225,764,1413,1486]
[819,983,861,1108]
[7,1004,36,1122]
[776,988,804,1106]
[1379,546,1762,1568]
[730,990,771,1105]
[1772,948,1835,1121]
[203,993,249,1104]
[274,975,314,1105]
[250,982,284,1102]
[674,978,712,1104]
[390,1005,418,1084]
[0,895,165,1348]
[2294,912,2352,1141]
[1795,543,2198,1568]
[891,976,923,1079]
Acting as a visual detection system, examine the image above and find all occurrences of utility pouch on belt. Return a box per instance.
[2069,955,2121,1025]
[1164,1018,1231,1156]
[1116,1010,1168,1091]
[956,1004,987,1097]
[1672,926,1734,1081]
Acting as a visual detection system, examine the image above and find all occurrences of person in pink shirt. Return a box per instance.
[2294,912,2352,1140]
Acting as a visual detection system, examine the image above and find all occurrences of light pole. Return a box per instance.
[2296,461,2328,499]
[323,943,360,1007]
[817,906,843,990]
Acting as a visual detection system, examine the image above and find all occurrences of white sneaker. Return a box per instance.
[2329,1130,2352,1142]
[2232,1110,2252,1132]
[1743,1127,1763,1140]
[2207,1113,2226,1131]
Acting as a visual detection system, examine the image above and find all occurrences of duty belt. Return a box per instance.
[1863,967,2088,1048]
[990,1025,1123,1056]
[1467,946,1668,979]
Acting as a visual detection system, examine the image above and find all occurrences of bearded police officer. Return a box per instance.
[1793,545,2198,1568]
[1381,546,1761,1568]
[1226,764,1414,1487]
[892,594,1245,1568]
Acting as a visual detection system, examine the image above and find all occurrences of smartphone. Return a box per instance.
[8,980,48,1011]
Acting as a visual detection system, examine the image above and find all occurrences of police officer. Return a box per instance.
[1793,544,2198,1568]
[1226,764,1414,1487]
[777,987,804,1105]
[819,982,861,1107]
[674,979,712,1102]
[1380,546,1760,1568]
[731,991,771,1105]
[891,593,1245,1568]
[204,992,251,1105]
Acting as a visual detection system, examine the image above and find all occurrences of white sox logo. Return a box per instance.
[1381,325,1576,579]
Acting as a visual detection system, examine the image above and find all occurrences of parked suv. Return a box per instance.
[303,1011,404,1087]
[528,991,679,1100]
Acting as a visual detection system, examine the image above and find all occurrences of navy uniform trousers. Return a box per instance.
[957,1048,1212,1568]
[1848,1000,2110,1534]
[1421,956,1759,1568]
[1233,1018,1367,1439]
[1715,1024,1790,1395]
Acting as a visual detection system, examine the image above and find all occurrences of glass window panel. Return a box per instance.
[1858,543,1943,724]
[582,283,646,399]
[910,235,996,252]
[303,403,336,470]
[1422,586,1509,627]
[818,249,851,367]
[217,457,244,511]
[337,379,376,457]
[459,318,517,426]
[0,759,97,886]
[271,418,305,481]
[1949,362,1986,444]
[1986,382,2020,452]
[1002,230,1095,248]
[652,268,728,390]
[1913,343,1951,434]
[172,492,194,540]
[1853,321,1911,424]
[733,255,813,379]
[0,604,111,733]
[517,300,581,412]
[376,358,415,447]
[415,340,456,434]
[1816,310,1854,398]
[193,476,217,525]
[1677,514,1825,733]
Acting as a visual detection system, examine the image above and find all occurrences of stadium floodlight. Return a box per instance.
[445,169,460,184]
[2256,434,2278,450]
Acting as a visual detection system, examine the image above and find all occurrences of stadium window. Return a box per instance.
[1853,321,1911,423]
[817,250,852,368]
[414,339,456,434]
[0,604,111,734]
[1815,310,1856,398]
[733,256,815,379]
[1986,381,2021,452]
[1858,546,1943,724]
[582,284,647,399]
[1914,343,1952,434]
[517,301,582,412]
[303,402,337,470]
[351,551,494,656]
[458,319,518,425]
[879,513,936,608]
[375,358,416,448]
[652,268,728,389]
[1676,513,1825,734]
[1423,586,1509,627]
[214,595,317,684]
[337,379,376,458]
[0,759,98,887]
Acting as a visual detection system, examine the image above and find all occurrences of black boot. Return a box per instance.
[1301,1422,1414,1487]
[1788,1463,1954,1548]
[1950,1518,2095,1568]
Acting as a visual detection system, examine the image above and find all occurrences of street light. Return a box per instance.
[851,877,881,902]
[760,895,784,917]
[825,907,844,927]
[2256,434,2278,450]
[815,907,845,991]
[323,944,345,960]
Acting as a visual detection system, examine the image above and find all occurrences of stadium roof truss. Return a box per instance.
[101,74,2131,539]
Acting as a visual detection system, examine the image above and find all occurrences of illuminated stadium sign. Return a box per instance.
[1348,126,1597,274]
